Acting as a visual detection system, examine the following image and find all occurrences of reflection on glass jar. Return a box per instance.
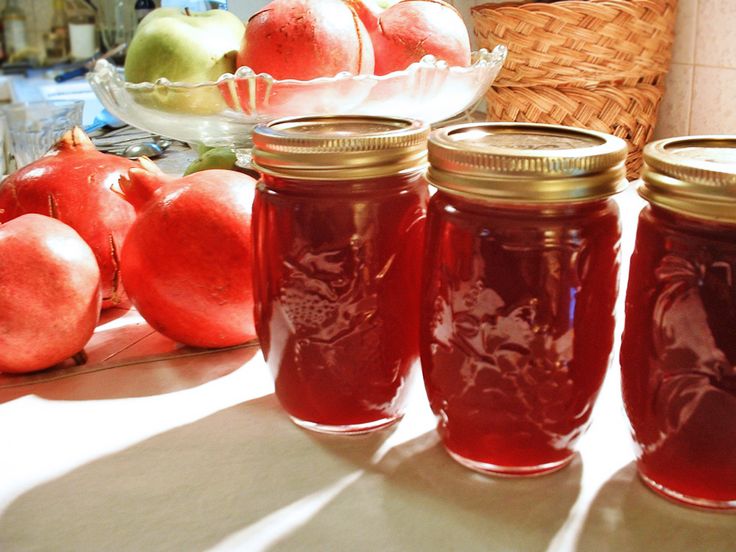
[421,123,628,476]
[621,136,736,510]
[251,115,429,435]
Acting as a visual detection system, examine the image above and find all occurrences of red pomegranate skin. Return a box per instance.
[0,214,101,374]
[120,168,257,348]
[236,0,374,80]
[0,128,139,309]
[371,0,471,75]
[344,0,380,32]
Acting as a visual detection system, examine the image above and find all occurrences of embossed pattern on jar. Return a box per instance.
[254,176,426,430]
[621,135,736,510]
[422,122,628,475]
[421,195,620,474]
[251,115,429,434]
[622,207,736,508]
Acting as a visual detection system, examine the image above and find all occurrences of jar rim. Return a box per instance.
[426,122,628,202]
[252,115,429,181]
[641,135,736,222]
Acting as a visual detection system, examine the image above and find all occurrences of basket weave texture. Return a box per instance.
[472,0,677,178]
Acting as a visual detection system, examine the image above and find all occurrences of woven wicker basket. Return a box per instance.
[472,0,677,178]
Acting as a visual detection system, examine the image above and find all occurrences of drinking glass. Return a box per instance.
[98,0,137,51]
[2,100,84,168]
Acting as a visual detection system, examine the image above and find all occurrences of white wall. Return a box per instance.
[654,0,736,138]
[227,0,270,20]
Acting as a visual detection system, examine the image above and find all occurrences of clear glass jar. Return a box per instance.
[251,115,429,434]
[621,135,736,510]
[421,122,628,476]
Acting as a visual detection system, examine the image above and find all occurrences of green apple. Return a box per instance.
[124,8,245,114]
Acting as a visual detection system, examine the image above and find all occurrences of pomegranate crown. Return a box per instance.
[116,157,168,211]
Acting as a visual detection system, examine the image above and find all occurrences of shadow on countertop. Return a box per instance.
[0,393,583,552]
[0,394,389,552]
[3,388,732,550]
[283,430,583,552]
[576,462,736,552]
[0,342,259,404]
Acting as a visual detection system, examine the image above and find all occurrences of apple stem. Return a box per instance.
[184,7,191,16]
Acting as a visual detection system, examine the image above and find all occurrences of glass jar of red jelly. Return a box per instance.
[621,136,736,510]
[421,123,628,476]
[251,115,429,435]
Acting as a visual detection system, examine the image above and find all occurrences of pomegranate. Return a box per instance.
[344,0,381,32]
[222,0,375,116]
[0,128,140,309]
[0,214,101,374]
[370,0,471,75]
[236,0,374,80]
[119,167,257,348]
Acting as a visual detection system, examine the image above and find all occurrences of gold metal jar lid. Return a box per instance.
[640,135,736,222]
[426,123,629,202]
[251,115,429,181]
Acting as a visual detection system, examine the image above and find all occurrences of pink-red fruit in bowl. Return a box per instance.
[236,0,374,80]
[0,214,101,374]
[371,0,471,75]
[119,166,258,349]
[344,0,380,32]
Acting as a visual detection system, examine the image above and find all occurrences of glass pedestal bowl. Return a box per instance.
[87,46,507,152]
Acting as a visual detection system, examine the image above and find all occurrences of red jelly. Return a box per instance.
[251,116,429,434]
[621,136,736,509]
[421,123,628,475]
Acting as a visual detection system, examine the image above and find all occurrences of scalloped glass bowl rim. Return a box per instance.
[95,46,508,91]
